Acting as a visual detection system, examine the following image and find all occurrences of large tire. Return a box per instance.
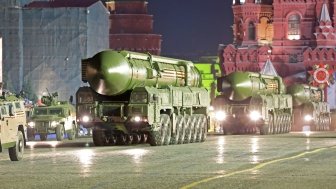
[200,115,207,142]
[92,128,108,146]
[126,134,134,145]
[9,131,24,161]
[140,133,148,144]
[108,135,117,146]
[190,115,199,143]
[27,128,35,141]
[40,133,48,141]
[260,125,269,135]
[260,114,273,135]
[280,115,284,133]
[132,134,141,144]
[170,115,183,145]
[183,115,192,144]
[67,123,77,140]
[177,115,186,144]
[163,118,172,145]
[326,115,331,131]
[148,114,169,146]
[116,134,127,145]
[56,125,65,141]
[196,115,206,142]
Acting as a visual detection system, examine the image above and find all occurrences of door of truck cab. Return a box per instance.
[0,104,15,144]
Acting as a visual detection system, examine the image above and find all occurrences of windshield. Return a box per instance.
[130,92,148,103]
[101,105,122,117]
[77,104,93,114]
[34,109,48,115]
[49,108,63,115]
[77,92,94,103]
[33,108,63,115]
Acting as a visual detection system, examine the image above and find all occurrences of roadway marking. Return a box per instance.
[181,146,336,189]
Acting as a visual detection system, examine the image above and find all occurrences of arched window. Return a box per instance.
[288,14,300,40]
[240,0,245,4]
[248,22,256,40]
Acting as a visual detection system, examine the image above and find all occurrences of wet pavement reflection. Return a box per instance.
[1,132,336,189]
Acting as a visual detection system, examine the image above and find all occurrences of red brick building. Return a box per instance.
[221,0,336,83]
[105,0,162,55]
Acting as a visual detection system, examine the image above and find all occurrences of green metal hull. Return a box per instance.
[77,50,210,146]
[214,71,292,135]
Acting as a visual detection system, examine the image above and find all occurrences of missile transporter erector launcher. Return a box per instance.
[214,71,293,135]
[287,84,330,131]
[77,50,210,146]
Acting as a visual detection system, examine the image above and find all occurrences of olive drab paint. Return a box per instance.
[0,92,27,161]
[77,50,210,146]
[27,91,77,141]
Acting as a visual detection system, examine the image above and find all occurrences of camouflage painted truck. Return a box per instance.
[77,50,210,146]
[287,84,331,131]
[0,92,27,161]
[27,92,77,141]
[213,71,293,135]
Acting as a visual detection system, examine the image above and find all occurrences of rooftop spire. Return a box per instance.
[320,2,331,22]
[260,58,278,76]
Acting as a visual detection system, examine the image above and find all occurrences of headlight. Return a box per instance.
[134,116,141,122]
[250,111,261,121]
[304,115,313,121]
[28,121,35,127]
[82,115,90,123]
[51,121,58,127]
[215,111,226,121]
[132,116,147,122]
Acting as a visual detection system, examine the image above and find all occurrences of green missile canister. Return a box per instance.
[218,71,285,101]
[82,50,202,96]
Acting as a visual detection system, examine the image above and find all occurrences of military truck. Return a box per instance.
[77,50,210,146]
[288,84,331,131]
[214,71,293,135]
[0,91,27,161]
[27,91,77,141]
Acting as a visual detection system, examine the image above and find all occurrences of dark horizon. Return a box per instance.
[147,0,233,59]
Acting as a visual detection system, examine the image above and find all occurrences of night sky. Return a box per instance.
[147,0,233,59]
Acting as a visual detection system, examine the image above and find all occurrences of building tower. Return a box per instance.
[106,0,162,55]
[221,0,336,108]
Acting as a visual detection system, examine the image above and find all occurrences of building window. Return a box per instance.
[255,0,261,3]
[240,0,245,4]
[287,14,300,40]
[289,54,298,63]
[248,22,256,40]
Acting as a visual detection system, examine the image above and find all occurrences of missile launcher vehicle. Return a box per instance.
[27,91,77,141]
[77,50,210,146]
[287,84,330,131]
[214,71,293,135]
[0,91,27,161]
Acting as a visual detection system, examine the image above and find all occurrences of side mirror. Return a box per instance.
[9,104,14,116]
[69,95,73,104]
[153,94,159,102]
[2,91,6,99]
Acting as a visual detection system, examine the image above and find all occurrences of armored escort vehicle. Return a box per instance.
[0,91,27,161]
[27,91,77,141]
